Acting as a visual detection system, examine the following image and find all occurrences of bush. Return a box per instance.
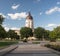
[45,44,50,47]
[23,39,27,42]
[45,44,60,51]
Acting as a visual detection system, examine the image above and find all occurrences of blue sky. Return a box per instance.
[0,0,60,31]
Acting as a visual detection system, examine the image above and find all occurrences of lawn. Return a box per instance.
[0,41,18,48]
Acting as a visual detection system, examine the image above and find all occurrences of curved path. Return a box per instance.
[4,43,59,56]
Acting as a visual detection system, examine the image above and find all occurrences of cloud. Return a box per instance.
[2,24,20,31]
[8,12,28,20]
[4,27,10,31]
[34,0,40,3]
[40,12,42,15]
[2,24,10,31]
[12,4,20,10]
[45,24,59,31]
[46,24,57,27]
[45,24,60,31]
[0,13,6,18]
[4,27,20,31]
[57,2,60,5]
[10,27,20,30]
[45,7,60,15]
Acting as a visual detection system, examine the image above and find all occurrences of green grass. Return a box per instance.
[32,41,40,44]
[0,41,18,47]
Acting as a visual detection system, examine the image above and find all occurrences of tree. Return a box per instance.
[54,26,60,39]
[34,27,45,40]
[0,15,6,39]
[49,26,60,41]
[7,30,19,40]
[0,15,4,25]
[0,25,6,39]
[49,31,56,41]
[34,27,50,40]
[43,30,50,40]
[20,27,33,39]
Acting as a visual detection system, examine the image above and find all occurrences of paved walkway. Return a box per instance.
[4,43,60,56]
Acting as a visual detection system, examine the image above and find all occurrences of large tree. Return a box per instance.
[49,31,56,41]
[0,15,6,39]
[34,27,49,40]
[0,25,6,39]
[49,26,60,41]
[7,30,19,40]
[34,27,44,40]
[54,26,60,39]
[20,27,33,39]
[0,15,4,25]
[43,30,50,40]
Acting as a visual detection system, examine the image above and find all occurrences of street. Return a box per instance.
[4,43,60,56]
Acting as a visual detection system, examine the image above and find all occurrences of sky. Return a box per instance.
[0,0,60,31]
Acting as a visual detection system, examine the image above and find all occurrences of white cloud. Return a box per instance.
[10,27,20,30]
[45,24,58,31]
[12,4,20,10]
[4,27,20,31]
[57,2,60,5]
[3,25,20,31]
[4,27,10,31]
[2,24,10,31]
[45,7,60,15]
[2,24,20,31]
[8,12,28,20]
[46,24,57,27]
[40,12,42,15]
[45,24,59,31]
[0,13,6,18]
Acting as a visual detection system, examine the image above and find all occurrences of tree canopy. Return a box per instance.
[7,30,19,40]
[34,27,49,40]
[0,15,4,24]
[20,27,33,39]
[50,26,60,39]
[0,25,6,39]
[34,27,44,40]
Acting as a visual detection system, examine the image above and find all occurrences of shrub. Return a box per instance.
[23,39,27,42]
[45,44,60,51]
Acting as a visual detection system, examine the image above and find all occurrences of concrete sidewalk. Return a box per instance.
[0,45,18,56]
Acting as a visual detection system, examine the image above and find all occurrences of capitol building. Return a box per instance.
[14,12,36,40]
[25,12,34,31]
